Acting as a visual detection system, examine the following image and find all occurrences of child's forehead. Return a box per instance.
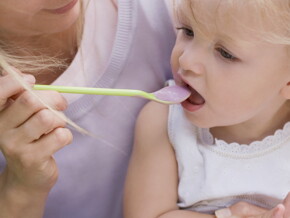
[175,0,285,43]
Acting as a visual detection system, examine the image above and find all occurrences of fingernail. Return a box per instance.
[215,208,232,218]
[23,74,36,84]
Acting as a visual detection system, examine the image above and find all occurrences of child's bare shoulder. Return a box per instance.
[135,101,170,140]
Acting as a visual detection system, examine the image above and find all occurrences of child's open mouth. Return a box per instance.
[181,85,205,112]
[187,85,205,105]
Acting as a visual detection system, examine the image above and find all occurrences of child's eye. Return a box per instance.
[216,47,237,61]
[176,27,194,37]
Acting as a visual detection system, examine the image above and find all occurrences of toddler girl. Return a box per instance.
[0,0,175,217]
[124,0,290,217]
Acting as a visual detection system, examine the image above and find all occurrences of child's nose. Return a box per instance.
[178,47,206,76]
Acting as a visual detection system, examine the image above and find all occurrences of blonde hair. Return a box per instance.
[174,0,290,45]
[0,2,88,134]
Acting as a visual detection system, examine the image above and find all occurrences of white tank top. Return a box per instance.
[168,103,290,214]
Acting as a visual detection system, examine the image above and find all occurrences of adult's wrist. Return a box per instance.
[0,171,49,218]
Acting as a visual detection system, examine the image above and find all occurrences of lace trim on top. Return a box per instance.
[198,122,290,157]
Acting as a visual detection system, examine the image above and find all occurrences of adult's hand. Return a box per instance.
[215,201,286,218]
[282,192,290,217]
[0,71,73,218]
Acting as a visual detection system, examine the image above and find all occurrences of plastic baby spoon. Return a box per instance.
[33,84,190,104]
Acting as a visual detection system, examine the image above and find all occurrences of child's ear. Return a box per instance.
[281,82,290,99]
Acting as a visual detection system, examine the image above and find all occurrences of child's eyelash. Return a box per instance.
[176,27,238,62]
[176,27,194,37]
[216,47,238,61]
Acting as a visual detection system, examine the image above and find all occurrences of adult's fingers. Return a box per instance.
[261,204,284,218]
[215,203,284,218]
[215,202,268,218]
[1,127,72,171]
[282,192,290,217]
[0,90,67,130]
[15,109,67,143]
[0,74,35,110]
[231,202,267,216]
[32,127,73,158]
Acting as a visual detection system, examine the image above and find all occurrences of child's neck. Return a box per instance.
[210,102,290,145]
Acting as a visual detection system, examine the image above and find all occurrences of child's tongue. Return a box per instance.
[188,88,205,105]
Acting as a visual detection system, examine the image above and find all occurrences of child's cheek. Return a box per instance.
[170,50,183,84]
[170,46,181,77]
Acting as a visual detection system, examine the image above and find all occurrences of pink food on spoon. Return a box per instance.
[153,85,191,104]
